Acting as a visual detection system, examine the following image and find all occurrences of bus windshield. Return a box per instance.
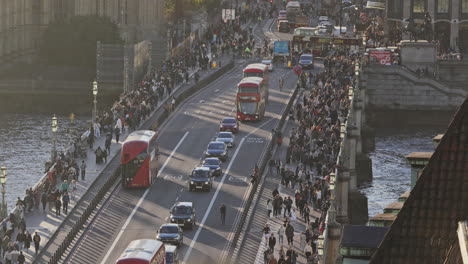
[238,86,259,93]
[238,101,257,114]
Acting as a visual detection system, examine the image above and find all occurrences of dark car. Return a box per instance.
[170,202,196,229]
[219,117,240,133]
[299,54,314,69]
[189,166,213,192]
[201,158,222,176]
[156,224,183,246]
[204,141,228,161]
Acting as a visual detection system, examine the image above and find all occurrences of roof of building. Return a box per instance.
[384,202,404,210]
[399,191,410,200]
[405,152,433,160]
[369,97,468,264]
[341,225,389,249]
[369,213,397,222]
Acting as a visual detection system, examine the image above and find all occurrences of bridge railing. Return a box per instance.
[320,61,361,263]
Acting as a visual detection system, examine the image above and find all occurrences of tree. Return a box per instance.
[40,16,123,69]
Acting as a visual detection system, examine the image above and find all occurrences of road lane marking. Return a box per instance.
[100,131,190,264]
[182,118,274,264]
[182,136,246,264]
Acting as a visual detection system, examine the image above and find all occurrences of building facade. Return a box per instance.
[0,0,164,65]
[72,0,165,43]
[0,0,57,64]
[386,0,468,51]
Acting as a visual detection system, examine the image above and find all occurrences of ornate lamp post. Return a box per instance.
[355,61,360,76]
[52,115,58,161]
[348,87,354,100]
[92,80,98,122]
[317,234,324,263]
[0,166,7,219]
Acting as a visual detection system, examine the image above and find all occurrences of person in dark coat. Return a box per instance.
[33,232,41,254]
[55,197,62,217]
[285,224,294,246]
[62,193,70,215]
[24,231,32,252]
[268,233,276,252]
[18,251,25,264]
[41,191,47,212]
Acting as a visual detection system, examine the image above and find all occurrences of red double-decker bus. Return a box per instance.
[121,130,158,188]
[236,77,269,121]
[243,63,269,86]
[116,239,165,264]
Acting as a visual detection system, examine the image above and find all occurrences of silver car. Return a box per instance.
[215,132,235,148]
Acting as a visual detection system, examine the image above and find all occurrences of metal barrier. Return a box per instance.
[223,81,301,263]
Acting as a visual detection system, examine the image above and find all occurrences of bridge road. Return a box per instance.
[63,64,299,264]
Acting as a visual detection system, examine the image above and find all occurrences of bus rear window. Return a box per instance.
[238,87,259,93]
[243,72,263,78]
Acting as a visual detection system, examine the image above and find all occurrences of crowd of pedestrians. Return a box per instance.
[0,2,271,262]
[262,50,356,264]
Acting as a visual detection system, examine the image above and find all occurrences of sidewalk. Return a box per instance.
[18,55,229,264]
[236,91,320,264]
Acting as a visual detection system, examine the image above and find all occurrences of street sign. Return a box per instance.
[273,41,290,56]
[222,9,236,20]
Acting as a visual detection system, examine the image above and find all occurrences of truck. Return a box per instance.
[273,41,290,64]
[294,16,309,28]
[286,1,301,26]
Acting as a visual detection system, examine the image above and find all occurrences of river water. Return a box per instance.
[0,113,89,212]
[0,113,444,219]
[359,127,443,218]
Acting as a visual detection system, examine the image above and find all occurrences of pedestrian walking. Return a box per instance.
[80,160,86,181]
[114,125,121,144]
[62,192,70,215]
[24,231,32,252]
[18,251,25,264]
[219,204,226,225]
[300,232,306,250]
[262,224,271,246]
[41,191,47,212]
[33,232,40,255]
[55,197,62,217]
[16,230,25,250]
[277,224,285,245]
[268,232,276,252]
[285,223,294,246]
[266,199,272,218]
[105,134,112,155]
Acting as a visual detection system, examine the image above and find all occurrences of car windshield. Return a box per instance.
[160,226,179,233]
[218,133,232,139]
[223,119,236,124]
[208,143,225,150]
[204,159,220,165]
[172,206,192,214]
[262,61,271,64]
[192,170,210,178]
[301,55,313,60]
